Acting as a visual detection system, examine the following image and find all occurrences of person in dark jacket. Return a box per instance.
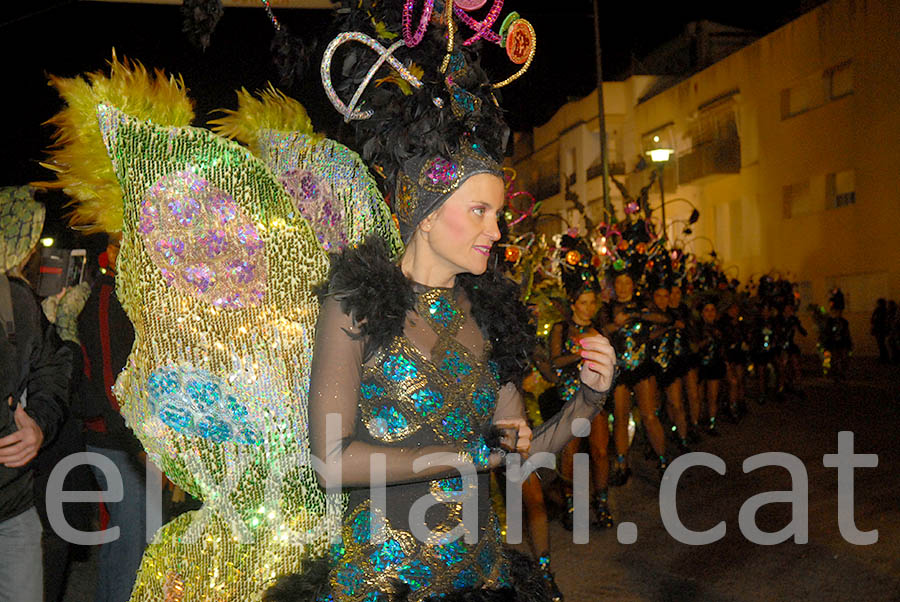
[0,186,71,602]
[77,232,146,602]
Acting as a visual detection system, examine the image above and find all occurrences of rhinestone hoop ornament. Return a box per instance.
[454,0,504,46]
[320,32,423,122]
[402,0,436,47]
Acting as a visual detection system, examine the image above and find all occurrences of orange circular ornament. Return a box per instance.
[617,240,629,251]
[506,19,535,65]
[566,250,581,265]
[591,255,603,267]
[635,242,647,254]
[505,246,521,263]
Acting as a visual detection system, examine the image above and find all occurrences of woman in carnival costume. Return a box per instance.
[777,299,807,397]
[666,255,703,441]
[299,2,616,600]
[601,219,669,482]
[644,256,692,453]
[548,234,613,530]
[694,295,725,434]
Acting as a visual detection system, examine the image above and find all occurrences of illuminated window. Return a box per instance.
[826,170,855,208]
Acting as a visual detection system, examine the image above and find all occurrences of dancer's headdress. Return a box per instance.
[321,1,536,242]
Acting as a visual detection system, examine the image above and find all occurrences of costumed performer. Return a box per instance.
[303,2,617,599]
[548,234,613,530]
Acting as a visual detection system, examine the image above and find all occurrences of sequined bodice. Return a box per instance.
[609,301,649,372]
[329,286,508,601]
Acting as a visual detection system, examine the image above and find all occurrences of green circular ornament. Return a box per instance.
[499,11,520,42]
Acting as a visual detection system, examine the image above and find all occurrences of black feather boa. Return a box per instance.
[317,236,534,386]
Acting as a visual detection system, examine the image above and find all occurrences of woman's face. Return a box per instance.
[571,290,600,324]
[669,286,682,307]
[726,303,739,318]
[614,274,633,301]
[419,173,504,276]
[652,288,669,310]
[702,303,717,324]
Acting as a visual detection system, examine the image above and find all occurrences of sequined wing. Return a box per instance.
[256,130,403,256]
[96,104,342,598]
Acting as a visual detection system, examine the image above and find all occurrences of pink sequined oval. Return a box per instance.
[279,169,347,251]
[140,171,266,308]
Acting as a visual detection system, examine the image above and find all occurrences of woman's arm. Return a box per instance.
[308,298,495,489]
[549,322,581,370]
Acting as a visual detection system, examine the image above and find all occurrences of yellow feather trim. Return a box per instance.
[34,51,194,234]
[208,84,318,155]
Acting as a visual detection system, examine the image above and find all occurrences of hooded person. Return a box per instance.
[0,185,71,602]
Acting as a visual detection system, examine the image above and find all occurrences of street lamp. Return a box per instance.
[645,145,674,239]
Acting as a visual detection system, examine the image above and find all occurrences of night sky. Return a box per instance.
[1,0,823,244]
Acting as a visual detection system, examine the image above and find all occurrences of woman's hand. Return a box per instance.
[579,334,616,393]
[493,418,532,456]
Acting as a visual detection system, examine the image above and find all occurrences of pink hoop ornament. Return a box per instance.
[454,0,488,10]
[403,0,435,48]
[454,0,503,46]
[493,16,536,88]
[320,32,423,122]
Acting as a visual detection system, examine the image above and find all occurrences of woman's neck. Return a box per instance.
[400,236,458,288]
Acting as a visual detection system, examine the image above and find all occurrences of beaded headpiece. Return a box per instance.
[322,1,534,243]
[394,140,502,243]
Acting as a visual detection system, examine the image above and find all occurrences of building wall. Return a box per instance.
[511,0,900,355]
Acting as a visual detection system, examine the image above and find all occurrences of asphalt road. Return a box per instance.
[62,357,900,601]
[539,357,900,601]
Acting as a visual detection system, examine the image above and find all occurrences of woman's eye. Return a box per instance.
[472,207,485,216]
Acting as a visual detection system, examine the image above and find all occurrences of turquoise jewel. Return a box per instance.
[411,388,444,416]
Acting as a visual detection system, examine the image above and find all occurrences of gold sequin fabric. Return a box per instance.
[93,103,400,600]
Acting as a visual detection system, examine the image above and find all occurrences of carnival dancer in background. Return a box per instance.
[823,288,852,381]
[719,298,748,422]
[778,302,807,397]
[646,261,691,454]
[696,298,725,435]
[667,280,703,442]
[549,235,613,530]
[603,220,669,483]
[749,300,780,404]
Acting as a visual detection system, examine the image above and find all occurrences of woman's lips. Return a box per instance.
[473,245,491,256]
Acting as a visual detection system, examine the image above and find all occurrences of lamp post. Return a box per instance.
[646,147,674,239]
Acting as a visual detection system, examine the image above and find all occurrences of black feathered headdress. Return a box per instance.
[322,1,535,241]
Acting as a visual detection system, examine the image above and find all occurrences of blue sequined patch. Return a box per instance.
[361,382,385,400]
[383,354,418,382]
[453,568,479,590]
[428,296,457,328]
[465,436,490,469]
[441,408,471,439]
[411,388,444,416]
[440,350,473,381]
[471,386,495,416]
[351,509,372,544]
[146,366,260,445]
[369,405,410,438]
[369,538,406,572]
[436,477,462,492]
[396,560,432,591]
[334,564,364,595]
[433,539,468,566]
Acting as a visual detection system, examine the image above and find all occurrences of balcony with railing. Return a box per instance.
[586,160,626,181]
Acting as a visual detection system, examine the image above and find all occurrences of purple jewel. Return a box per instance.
[182,264,216,293]
[168,196,202,226]
[425,158,458,186]
[300,172,319,200]
[199,229,227,258]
